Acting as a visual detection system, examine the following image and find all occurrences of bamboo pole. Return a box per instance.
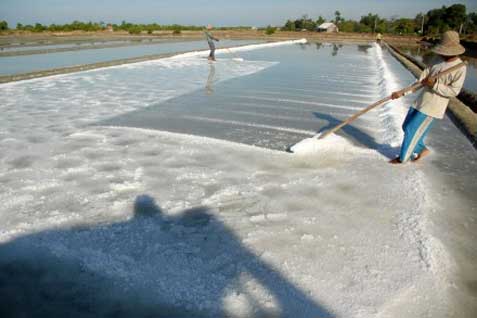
[318,61,466,140]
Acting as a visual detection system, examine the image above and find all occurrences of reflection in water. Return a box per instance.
[332,44,342,57]
[0,39,261,76]
[298,42,311,50]
[312,42,342,56]
[206,62,216,95]
[357,44,372,54]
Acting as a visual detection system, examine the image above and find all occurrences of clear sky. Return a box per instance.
[1,0,476,27]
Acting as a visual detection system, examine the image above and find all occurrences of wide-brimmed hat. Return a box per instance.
[432,30,465,56]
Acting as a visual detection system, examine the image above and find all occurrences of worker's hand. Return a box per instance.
[391,91,403,100]
[422,76,436,88]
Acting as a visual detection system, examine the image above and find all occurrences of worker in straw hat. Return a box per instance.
[389,30,467,164]
[204,24,219,61]
[376,33,383,43]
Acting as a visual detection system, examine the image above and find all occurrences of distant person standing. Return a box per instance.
[389,30,467,164]
[376,33,382,43]
[204,24,219,61]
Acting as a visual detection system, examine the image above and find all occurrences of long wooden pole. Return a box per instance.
[317,61,466,140]
[225,48,243,61]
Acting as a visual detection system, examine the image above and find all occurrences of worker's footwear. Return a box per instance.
[412,148,431,162]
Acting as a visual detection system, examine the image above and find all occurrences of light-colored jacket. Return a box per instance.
[413,58,467,119]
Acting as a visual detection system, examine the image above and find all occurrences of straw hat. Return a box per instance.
[432,30,465,56]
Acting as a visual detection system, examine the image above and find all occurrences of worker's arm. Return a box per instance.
[204,31,218,41]
[391,67,430,100]
[418,66,431,82]
[428,67,466,98]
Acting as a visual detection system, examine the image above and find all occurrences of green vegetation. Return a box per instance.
[282,4,476,36]
[0,20,8,31]
[11,20,259,35]
[283,14,321,31]
[16,21,104,32]
[13,20,204,34]
[114,21,198,34]
[8,3,476,37]
[11,20,257,34]
[11,19,256,34]
[265,25,276,35]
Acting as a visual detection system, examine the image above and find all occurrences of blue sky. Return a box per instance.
[1,0,476,27]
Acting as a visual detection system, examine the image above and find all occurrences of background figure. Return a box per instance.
[376,33,382,43]
[204,24,219,61]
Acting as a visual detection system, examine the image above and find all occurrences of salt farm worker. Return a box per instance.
[389,30,467,164]
[204,24,219,61]
[376,33,382,43]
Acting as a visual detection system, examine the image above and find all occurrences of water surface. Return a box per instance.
[0,39,261,75]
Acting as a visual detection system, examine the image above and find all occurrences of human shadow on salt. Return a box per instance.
[312,111,398,158]
[0,195,332,318]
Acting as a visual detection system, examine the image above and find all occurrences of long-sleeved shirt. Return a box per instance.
[204,31,218,44]
[413,58,467,119]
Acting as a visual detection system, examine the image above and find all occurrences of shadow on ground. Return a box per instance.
[0,195,332,318]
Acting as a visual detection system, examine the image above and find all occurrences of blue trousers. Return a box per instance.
[399,108,435,162]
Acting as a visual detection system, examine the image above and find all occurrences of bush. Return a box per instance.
[128,26,142,35]
[0,20,8,31]
[265,25,276,35]
[172,28,181,35]
[283,20,296,31]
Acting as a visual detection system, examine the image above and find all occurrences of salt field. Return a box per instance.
[0,39,155,52]
[0,40,476,317]
[0,39,261,75]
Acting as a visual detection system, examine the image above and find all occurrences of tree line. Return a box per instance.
[282,4,477,35]
[1,3,475,35]
[9,21,204,34]
[0,20,252,34]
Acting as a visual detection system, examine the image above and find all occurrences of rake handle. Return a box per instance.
[318,61,466,140]
[225,47,241,60]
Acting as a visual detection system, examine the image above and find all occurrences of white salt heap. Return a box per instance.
[289,133,372,156]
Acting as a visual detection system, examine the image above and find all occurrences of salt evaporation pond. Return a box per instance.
[0,39,143,52]
[0,39,261,75]
[0,41,126,52]
[0,40,476,318]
